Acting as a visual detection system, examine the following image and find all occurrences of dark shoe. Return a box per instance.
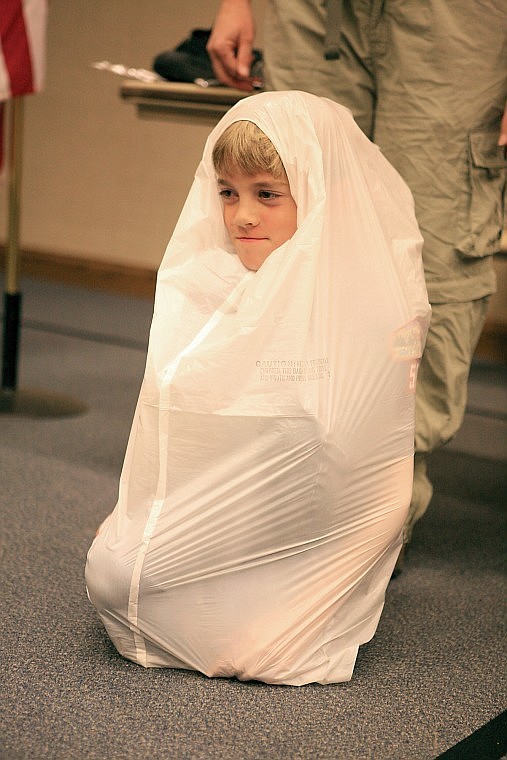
[153,29,262,84]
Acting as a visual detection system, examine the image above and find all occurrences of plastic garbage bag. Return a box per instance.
[86,91,431,685]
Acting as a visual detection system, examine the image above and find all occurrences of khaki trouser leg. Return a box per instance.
[404,297,490,542]
[405,454,433,544]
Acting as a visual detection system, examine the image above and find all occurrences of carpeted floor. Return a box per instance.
[1,278,506,759]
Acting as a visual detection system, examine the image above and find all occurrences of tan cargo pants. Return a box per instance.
[264,0,506,539]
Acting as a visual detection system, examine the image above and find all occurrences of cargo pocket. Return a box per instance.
[456,128,506,258]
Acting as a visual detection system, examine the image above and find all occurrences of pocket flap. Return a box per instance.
[470,130,507,170]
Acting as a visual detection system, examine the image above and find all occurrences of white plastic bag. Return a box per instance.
[86,91,430,685]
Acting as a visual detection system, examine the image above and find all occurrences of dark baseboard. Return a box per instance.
[1,247,157,299]
[1,247,505,363]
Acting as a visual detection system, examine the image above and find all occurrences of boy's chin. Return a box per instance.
[235,249,274,272]
[238,257,264,272]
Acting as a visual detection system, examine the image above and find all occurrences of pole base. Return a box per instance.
[0,387,87,418]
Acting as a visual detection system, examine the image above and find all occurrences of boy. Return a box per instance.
[86,92,430,685]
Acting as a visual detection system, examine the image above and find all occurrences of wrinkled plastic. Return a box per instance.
[86,91,431,685]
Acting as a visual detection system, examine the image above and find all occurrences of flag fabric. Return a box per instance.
[0,0,47,171]
[0,0,47,101]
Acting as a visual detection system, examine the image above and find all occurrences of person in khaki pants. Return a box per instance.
[208,0,507,566]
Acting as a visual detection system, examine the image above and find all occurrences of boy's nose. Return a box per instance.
[234,200,259,227]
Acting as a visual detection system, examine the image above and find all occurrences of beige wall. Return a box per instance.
[0,0,265,270]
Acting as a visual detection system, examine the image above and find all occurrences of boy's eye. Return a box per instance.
[258,190,279,200]
[219,189,236,202]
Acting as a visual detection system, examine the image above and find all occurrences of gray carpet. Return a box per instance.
[1,278,506,759]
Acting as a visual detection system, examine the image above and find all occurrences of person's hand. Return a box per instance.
[498,101,507,152]
[207,0,256,91]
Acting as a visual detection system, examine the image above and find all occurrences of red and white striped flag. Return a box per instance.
[0,0,47,167]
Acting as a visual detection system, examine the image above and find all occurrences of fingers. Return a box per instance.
[235,37,253,80]
[208,39,253,91]
[207,0,256,91]
[498,102,507,148]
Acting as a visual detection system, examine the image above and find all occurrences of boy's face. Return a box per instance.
[217,170,297,271]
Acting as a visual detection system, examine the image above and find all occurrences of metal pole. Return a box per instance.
[0,97,86,416]
[2,96,23,390]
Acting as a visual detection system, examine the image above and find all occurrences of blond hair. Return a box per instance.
[212,120,285,179]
